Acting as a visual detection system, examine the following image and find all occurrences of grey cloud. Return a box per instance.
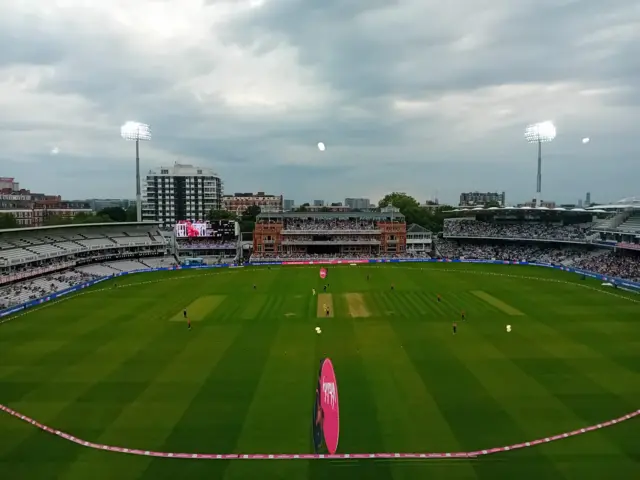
[1,0,639,205]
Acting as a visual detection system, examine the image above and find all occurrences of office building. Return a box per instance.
[313,200,325,207]
[345,198,371,210]
[283,199,295,211]
[142,163,223,227]
[586,192,591,206]
[0,177,91,227]
[223,192,283,214]
[459,191,505,207]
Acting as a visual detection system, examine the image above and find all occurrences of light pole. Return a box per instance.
[121,121,151,222]
[525,121,556,207]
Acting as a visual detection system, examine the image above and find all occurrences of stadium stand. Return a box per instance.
[252,211,406,261]
[0,223,175,308]
[283,218,377,231]
[435,240,640,282]
[443,219,589,242]
[573,251,640,282]
[617,212,640,234]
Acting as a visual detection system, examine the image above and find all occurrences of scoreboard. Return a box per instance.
[175,220,237,239]
[209,220,236,240]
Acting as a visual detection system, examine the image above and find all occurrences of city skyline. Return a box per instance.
[1,1,639,205]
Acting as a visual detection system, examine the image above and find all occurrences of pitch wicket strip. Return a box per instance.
[1,404,637,460]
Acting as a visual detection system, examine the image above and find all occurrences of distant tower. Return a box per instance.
[586,192,591,206]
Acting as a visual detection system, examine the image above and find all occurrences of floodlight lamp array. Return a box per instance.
[524,121,556,143]
[121,121,151,141]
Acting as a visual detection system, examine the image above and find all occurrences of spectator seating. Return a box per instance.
[435,240,640,282]
[0,225,166,267]
[283,219,377,231]
[1,257,178,308]
[177,240,236,249]
[444,220,588,242]
[617,213,640,234]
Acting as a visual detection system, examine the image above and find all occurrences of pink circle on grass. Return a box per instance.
[319,268,327,279]
[320,358,340,454]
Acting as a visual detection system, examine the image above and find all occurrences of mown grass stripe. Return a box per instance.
[388,319,565,479]
[309,318,394,480]
[455,323,639,475]
[138,296,284,480]
[224,321,315,480]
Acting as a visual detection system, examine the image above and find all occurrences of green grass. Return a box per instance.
[0,263,639,480]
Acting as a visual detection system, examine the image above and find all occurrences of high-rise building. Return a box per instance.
[345,198,371,210]
[459,191,505,207]
[586,192,591,206]
[223,192,283,214]
[577,199,583,208]
[313,200,324,207]
[283,199,295,211]
[142,163,223,227]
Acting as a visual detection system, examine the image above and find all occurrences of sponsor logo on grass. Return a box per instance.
[319,268,327,279]
[321,359,339,453]
[312,358,340,454]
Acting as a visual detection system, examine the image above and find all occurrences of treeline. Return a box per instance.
[0,193,456,233]
[377,192,455,233]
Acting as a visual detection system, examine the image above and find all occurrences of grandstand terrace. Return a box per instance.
[0,257,177,309]
[435,239,640,283]
[443,206,604,243]
[252,209,406,260]
[0,222,168,285]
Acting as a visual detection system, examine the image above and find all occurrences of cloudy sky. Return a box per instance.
[1,0,639,206]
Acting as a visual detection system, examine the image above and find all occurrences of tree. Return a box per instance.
[125,205,137,222]
[44,215,73,226]
[98,207,127,222]
[377,192,454,233]
[239,220,255,233]
[378,192,424,226]
[295,205,308,212]
[242,205,261,221]
[0,213,18,229]
[208,209,236,221]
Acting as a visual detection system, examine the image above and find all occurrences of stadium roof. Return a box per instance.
[447,206,606,214]
[585,198,640,210]
[407,223,431,233]
[256,211,404,220]
[0,221,159,235]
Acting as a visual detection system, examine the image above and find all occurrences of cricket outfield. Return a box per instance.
[0,263,638,479]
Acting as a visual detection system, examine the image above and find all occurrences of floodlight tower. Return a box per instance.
[525,121,556,207]
[120,121,151,222]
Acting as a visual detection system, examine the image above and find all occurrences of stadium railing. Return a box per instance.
[2,258,638,319]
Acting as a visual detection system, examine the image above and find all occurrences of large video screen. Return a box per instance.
[175,220,236,239]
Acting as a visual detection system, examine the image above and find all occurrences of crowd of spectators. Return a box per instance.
[436,240,640,282]
[444,220,589,242]
[435,240,584,264]
[281,235,378,243]
[0,270,101,308]
[283,219,377,231]
[573,252,640,283]
[177,240,236,249]
[250,251,430,261]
